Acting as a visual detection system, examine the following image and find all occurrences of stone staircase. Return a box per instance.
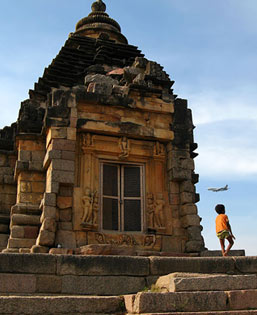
[0,214,10,252]
[0,254,256,314]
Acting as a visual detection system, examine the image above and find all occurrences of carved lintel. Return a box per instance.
[118,136,130,159]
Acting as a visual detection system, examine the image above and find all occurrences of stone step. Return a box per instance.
[7,237,36,249]
[125,290,257,313]
[0,234,9,247]
[130,312,257,315]
[11,214,40,226]
[200,250,245,257]
[155,273,257,292]
[0,295,124,314]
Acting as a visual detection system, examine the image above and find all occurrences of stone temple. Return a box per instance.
[0,0,205,255]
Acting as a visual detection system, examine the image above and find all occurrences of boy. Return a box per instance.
[215,204,235,256]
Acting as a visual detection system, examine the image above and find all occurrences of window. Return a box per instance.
[100,162,144,232]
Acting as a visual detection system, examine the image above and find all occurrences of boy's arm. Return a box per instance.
[227,222,236,239]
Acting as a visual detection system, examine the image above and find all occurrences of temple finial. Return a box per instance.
[91,0,106,13]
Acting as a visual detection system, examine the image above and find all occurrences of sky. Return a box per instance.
[0,0,257,255]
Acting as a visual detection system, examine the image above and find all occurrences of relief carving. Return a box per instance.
[81,188,98,227]
[153,141,165,157]
[147,193,165,229]
[119,136,130,158]
[82,133,94,152]
[144,235,156,247]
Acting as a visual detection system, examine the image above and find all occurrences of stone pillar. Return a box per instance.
[4,135,45,253]
[0,151,17,252]
[32,124,77,253]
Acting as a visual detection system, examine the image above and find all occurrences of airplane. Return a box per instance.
[207,185,229,192]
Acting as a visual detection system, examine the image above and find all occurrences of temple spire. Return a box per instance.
[74,0,128,44]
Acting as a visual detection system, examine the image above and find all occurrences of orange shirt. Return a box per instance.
[215,214,229,233]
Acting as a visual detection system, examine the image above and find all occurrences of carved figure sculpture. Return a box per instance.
[92,192,99,225]
[147,193,155,228]
[154,194,165,228]
[82,188,94,224]
[119,136,130,158]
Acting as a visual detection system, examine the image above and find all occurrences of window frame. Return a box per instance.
[99,160,145,233]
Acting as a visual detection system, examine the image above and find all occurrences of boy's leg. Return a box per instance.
[219,238,226,256]
[224,235,234,256]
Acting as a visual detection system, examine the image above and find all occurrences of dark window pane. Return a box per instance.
[103,164,118,196]
[124,200,141,231]
[103,198,118,230]
[124,166,140,197]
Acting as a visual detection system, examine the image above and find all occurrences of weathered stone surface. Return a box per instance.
[59,208,72,222]
[0,295,124,314]
[228,289,257,310]
[51,159,75,172]
[37,229,55,246]
[36,275,62,293]
[31,245,49,253]
[200,249,245,257]
[231,256,257,273]
[40,206,57,223]
[149,257,235,275]
[156,273,257,292]
[43,193,56,207]
[41,218,56,232]
[0,274,36,293]
[180,204,197,216]
[11,214,40,226]
[0,233,9,246]
[80,244,136,256]
[0,253,56,274]
[57,196,73,209]
[187,226,203,241]
[181,215,200,228]
[55,230,76,248]
[8,237,36,248]
[0,224,8,233]
[62,275,145,295]
[127,291,227,313]
[185,240,204,253]
[57,255,149,276]
[49,248,74,255]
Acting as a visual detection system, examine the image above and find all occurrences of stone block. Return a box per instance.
[127,291,227,313]
[4,175,15,184]
[169,168,192,182]
[59,208,72,222]
[55,230,76,249]
[0,296,124,314]
[187,226,203,241]
[169,182,180,194]
[43,193,56,207]
[49,248,74,255]
[200,249,245,257]
[11,226,24,238]
[23,226,39,239]
[57,196,73,209]
[0,154,7,166]
[19,192,42,204]
[51,170,75,184]
[228,289,257,310]
[42,218,56,232]
[169,193,180,205]
[75,231,87,247]
[31,245,49,253]
[31,151,45,162]
[0,234,9,247]
[37,229,55,247]
[51,159,75,172]
[180,192,194,204]
[57,222,73,230]
[45,180,59,194]
[62,275,145,295]
[28,161,43,171]
[0,167,14,175]
[233,256,257,273]
[181,215,200,228]
[181,158,195,170]
[8,237,36,248]
[67,127,76,140]
[59,185,73,197]
[0,224,8,233]
[61,150,75,160]
[0,274,36,293]
[40,206,57,223]
[57,255,150,276]
[11,214,40,226]
[156,273,257,293]
[161,236,183,253]
[32,182,45,193]
[180,180,195,193]
[181,204,197,216]
[51,139,76,152]
[149,257,235,275]
[36,275,62,293]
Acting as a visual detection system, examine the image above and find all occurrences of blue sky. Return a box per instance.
[1,0,257,255]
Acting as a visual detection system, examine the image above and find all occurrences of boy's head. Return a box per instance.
[215,204,225,214]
